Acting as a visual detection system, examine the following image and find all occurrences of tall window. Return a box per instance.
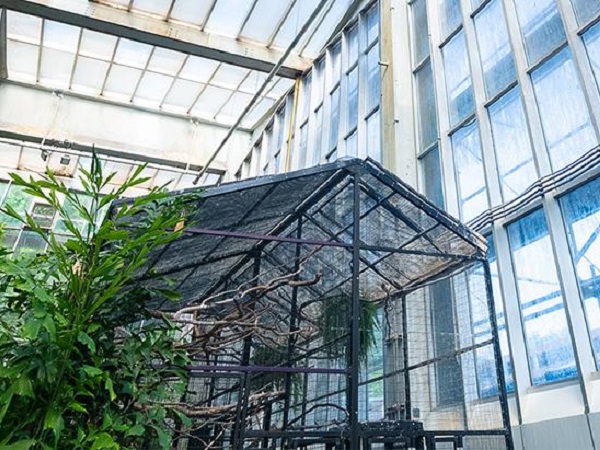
[442,32,474,127]
[474,0,516,99]
[421,146,445,209]
[560,176,600,369]
[346,66,359,157]
[488,87,537,201]
[365,5,380,161]
[507,209,577,385]
[416,62,438,151]
[531,48,597,170]
[328,41,342,160]
[451,121,488,222]
[411,0,429,65]
[583,22,600,96]
[513,0,566,65]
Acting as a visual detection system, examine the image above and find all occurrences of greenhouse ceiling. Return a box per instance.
[0,0,359,129]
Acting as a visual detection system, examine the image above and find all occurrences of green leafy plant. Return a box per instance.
[318,292,380,367]
[0,155,201,449]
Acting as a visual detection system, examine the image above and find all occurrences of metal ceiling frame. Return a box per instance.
[0,0,312,79]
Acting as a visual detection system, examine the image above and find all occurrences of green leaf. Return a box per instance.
[43,407,64,438]
[90,432,118,450]
[2,439,36,450]
[156,428,171,450]
[105,377,116,401]
[15,377,34,398]
[125,424,145,437]
[77,331,96,353]
[22,319,41,340]
[68,401,88,413]
[81,365,103,378]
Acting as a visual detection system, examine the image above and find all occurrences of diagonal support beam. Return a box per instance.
[0,0,312,78]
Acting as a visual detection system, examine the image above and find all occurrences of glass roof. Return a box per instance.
[0,139,222,195]
[6,10,294,128]
[93,0,355,59]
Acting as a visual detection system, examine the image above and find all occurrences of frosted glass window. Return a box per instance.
[438,0,462,37]
[508,209,577,385]
[411,0,430,65]
[474,0,516,99]
[7,40,38,82]
[39,48,75,89]
[163,79,203,111]
[514,0,566,65]
[415,62,438,150]
[43,21,79,52]
[240,0,290,43]
[147,48,186,76]
[442,32,474,126]
[298,123,309,168]
[301,73,312,120]
[366,46,380,111]
[346,131,357,157]
[103,65,142,100]
[367,110,381,161]
[71,57,110,94]
[313,59,325,106]
[170,0,213,25]
[331,41,342,86]
[421,146,444,209]
[211,65,248,90]
[204,0,254,38]
[584,23,600,96]
[79,30,117,61]
[7,11,42,44]
[347,67,359,131]
[366,5,379,45]
[451,121,488,222]
[132,0,172,17]
[113,39,152,68]
[561,176,600,369]
[312,106,324,165]
[329,87,341,151]
[489,87,537,201]
[532,48,597,170]
[571,0,600,25]
[134,72,173,107]
[179,57,219,83]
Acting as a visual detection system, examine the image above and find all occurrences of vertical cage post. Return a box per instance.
[482,260,514,450]
[401,294,411,420]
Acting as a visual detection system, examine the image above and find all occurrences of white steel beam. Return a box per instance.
[0,0,313,78]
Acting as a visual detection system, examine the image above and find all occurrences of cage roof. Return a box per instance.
[125,158,487,309]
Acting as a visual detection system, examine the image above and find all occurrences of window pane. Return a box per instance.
[0,185,33,227]
[412,0,430,65]
[507,209,577,385]
[347,26,359,65]
[438,0,462,38]
[366,5,379,45]
[489,87,537,201]
[367,110,381,161]
[560,176,600,369]
[329,87,341,151]
[301,73,312,120]
[347,67,359,131]
[366,45,380,111]
[514,0,566,65]
[474,0,516,98]
[346,130,357,157]
[14,230,46,256]
[487,235,515,393]
[415,62,438,150]
[571,0,600,25]
[584,22,600,95]
[451,121,488,222]
[421,146,445,209]
[312,106,323,165]
[298,123,308,168]
[330,41,342,86]
[532,48,597,170]
[442,32,474,126]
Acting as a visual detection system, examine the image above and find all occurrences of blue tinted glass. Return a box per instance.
[474,0,516,98]
[347,67,358,130]
[421,146,445,209]
[451,121,488,222]
[489,87,537,201]
[560,176,600,369]
[532,48,597,170]
[329,87,340,151]
[312,106,323,165]
[438,0,462,37]
[442,32,474,126]
[508,209,577,385]
[514,0,566,65]
[416,62,438,150]
[584,22,600,96]
[367,110,381,161]
[572,0,600,25]
[367,45,380,111]
[412,0,430,64]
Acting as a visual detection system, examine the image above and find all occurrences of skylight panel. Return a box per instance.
[265,78,294,99]
[191,85,231,118]
[179,56,219,83]
[113,38,152,68]
[131,0,173,18]
[134,72,174,108]
[239,0,292,44]
[101,160,133,186]
[103,65,143,101]
[169,0,213,26]
[71,57,110,95]
[301,0,352,58]
[147,48,186,76]
[238,71,268,95]
[152,169,182,189]
[7,40,38,83]
[7,11,42,44]
[79,30,118,61]
[271,0,319,49]
[175,173,199,190]
[210,64,248,90]
[39,47,75,89]
[242,96,276,128]
[215,91,253,124]
[43,21,80,53]
[162,79,204,112]
[204,0,255,37]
